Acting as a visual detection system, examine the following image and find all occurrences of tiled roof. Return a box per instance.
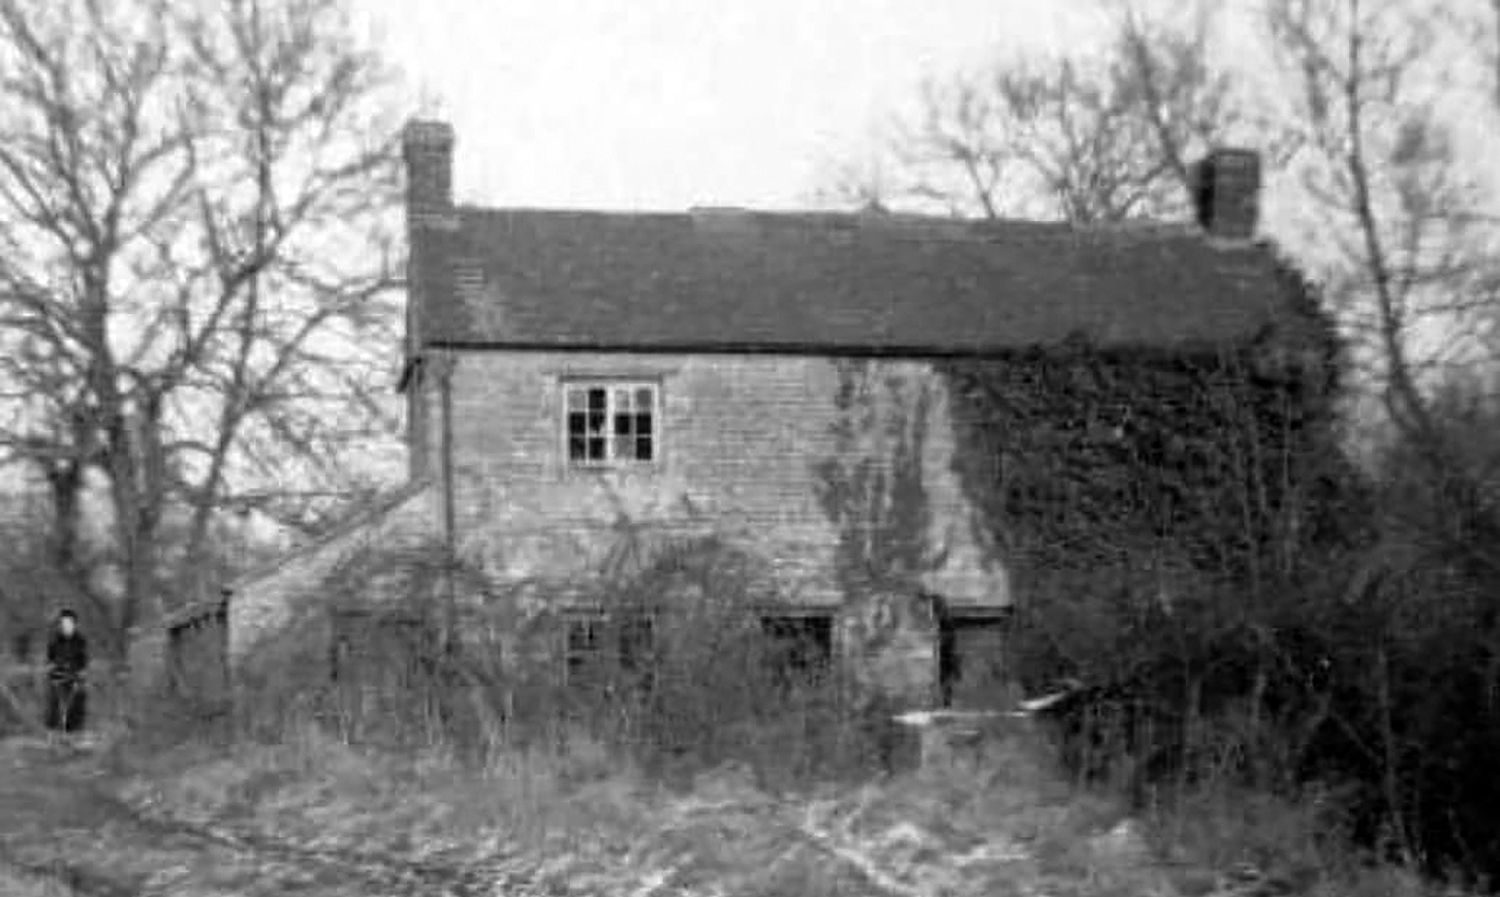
[410,207,1310,355]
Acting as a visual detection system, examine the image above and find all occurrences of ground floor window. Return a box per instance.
[562,610,835,693]
[563,611,656,688]
[563,615,602,684]
[938,606,1014,708]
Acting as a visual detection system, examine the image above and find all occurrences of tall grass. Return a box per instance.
[125,516,1493,895]
[201,532,906,796]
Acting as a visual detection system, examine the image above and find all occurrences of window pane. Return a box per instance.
[564,383,658,467]
[566,619,603,683]
[568,620,599,651]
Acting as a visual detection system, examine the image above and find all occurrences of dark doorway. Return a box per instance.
[937,606,1013,708]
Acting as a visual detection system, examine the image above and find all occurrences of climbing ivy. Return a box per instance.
[933,255,1362,696]
[941,342,1351,590]
[813,359,937,599]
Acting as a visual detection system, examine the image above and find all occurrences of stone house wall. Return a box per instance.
[423,348,1012,707]
[219,348,1015,710]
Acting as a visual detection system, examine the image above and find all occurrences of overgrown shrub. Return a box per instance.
[481,533,898,788]
[942,340,1500,888]
[217,529,901,792]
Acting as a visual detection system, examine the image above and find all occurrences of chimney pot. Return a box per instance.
[1192,147,1261,240]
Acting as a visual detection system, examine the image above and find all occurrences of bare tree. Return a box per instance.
[0,0,404,654]
[1263,0,1500,866]
[833,2,1243,224]
[1265,0,1498,449]
[1485,0,1500,112]
[1493,0,1500,111]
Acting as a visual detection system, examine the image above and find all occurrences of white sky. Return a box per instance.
[354,0,1115,211]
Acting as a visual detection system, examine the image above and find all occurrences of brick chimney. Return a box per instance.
[397,119,455,483]
[1191,147,1260,240]
[402,119,456,230]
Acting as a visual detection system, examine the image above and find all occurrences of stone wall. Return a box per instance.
[436,349,1011,706]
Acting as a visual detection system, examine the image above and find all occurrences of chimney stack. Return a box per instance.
[1191,147,1260,240]
[402,119,456,230]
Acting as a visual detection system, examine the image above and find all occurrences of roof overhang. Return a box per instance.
[420,336,1257,361]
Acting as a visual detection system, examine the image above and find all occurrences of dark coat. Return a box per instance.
[44,630,88,732]
[46,631,88,680]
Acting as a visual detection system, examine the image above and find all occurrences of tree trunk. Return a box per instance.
[46,461,84,580]
[1375,642,1418,867]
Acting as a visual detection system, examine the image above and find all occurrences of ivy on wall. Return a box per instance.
[804,247,1356,627]
[941,344,1347,587]
[932,259,1361,691]
[813,358,937,598]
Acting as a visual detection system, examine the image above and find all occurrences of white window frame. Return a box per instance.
[562,379,660,469]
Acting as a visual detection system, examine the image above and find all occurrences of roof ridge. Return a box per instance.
[222,478,435,594]
[456,204,686,219]
[455,203,1125,233]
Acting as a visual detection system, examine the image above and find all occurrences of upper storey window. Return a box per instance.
[565,382,658,467]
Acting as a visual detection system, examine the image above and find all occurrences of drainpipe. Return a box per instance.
[438,352,458,653]
[217,587,232,701]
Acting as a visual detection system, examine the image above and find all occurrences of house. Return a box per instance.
[203,119,1330,711]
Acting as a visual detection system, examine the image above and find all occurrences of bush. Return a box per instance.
[205,530,901,797]
[941,345,1500,889]
[473,533,898,789]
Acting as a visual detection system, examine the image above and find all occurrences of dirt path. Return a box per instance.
[0,737,508,897]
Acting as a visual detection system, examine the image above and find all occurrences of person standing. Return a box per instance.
[44,609,89,735]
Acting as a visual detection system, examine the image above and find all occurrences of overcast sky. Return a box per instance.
[356,0,1117,211]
